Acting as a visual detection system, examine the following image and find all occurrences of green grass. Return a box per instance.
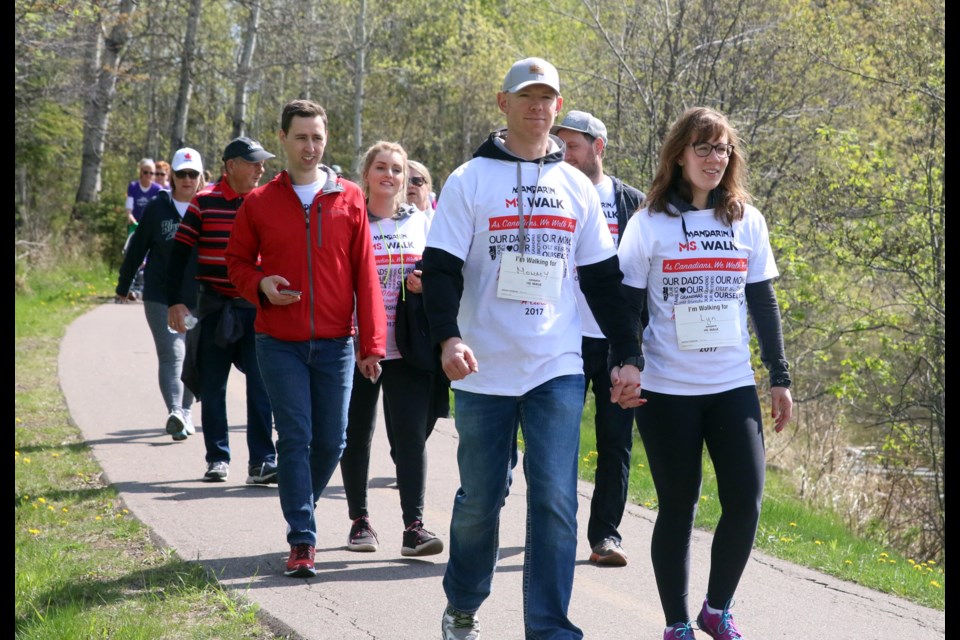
[15,259,284,639]
[577,399,945,610]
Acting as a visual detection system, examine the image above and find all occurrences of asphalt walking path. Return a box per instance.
[59,303,944,639]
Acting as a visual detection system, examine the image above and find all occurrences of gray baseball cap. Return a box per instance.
[501,57,560,94]
[551,110,608,144]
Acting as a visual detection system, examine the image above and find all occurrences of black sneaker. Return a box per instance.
[401,520,444,556]
[347,516,379,552]
[203,461,229,482]
[246,461,278,485]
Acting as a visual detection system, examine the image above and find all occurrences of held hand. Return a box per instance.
[260,275,300,306]
[405,269,423,294]
[441,338,479,381]
[771,386,793,433]
[114,293,137,304]
[167,304,191,333]
[358,355,382,382]
[609,365,647,409]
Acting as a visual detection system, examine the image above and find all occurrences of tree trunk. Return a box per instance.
[232,0,261,139]
[74,0,137,212]
[169,0,202,157]
[352,0,366,176]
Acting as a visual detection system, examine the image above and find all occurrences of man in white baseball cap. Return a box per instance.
[423,57,644,640]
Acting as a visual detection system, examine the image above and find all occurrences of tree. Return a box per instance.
[74,0,137,210]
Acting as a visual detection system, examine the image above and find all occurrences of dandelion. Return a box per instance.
[15,451,19,456]
[780,536,792,542]
[879,552,889,558]
[47,506,54,511]
[908,559,916,565]
[51,452,60,458]
[37,498,46,504]
[95,516,102,521]
[889,560,897,564]
[24,457,31,464]
[844,560,852,565]
[789,522,797,527]
[815,540,822,545]
[930,581,941,588]
[700,495,710,501]
[643,502,652,508]
[122,509,129,514]
[28,528,40,535]
[637,463,645,468]
[914,565,924,571]
[61,507,68,513]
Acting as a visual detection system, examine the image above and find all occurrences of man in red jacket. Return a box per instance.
[226,99,386,578]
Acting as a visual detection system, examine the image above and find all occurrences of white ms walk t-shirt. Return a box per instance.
[574,175,618,338]
[618,204,779,395]
[427,153,616,396]
[369,208,431,360]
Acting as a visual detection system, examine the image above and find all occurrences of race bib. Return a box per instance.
[674,301,741,350]
[496,253,563,304]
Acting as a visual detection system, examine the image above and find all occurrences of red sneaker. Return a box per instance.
[284,543,316,577]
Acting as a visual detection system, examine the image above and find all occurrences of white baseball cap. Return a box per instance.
[171,147,203,173]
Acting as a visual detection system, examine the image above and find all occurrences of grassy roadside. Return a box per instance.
[577,400,945,610]
[15,260,286,639]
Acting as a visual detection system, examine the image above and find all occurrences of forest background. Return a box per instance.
[15,0,944,566]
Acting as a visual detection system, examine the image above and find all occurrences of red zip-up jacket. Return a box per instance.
[225,167,386,359]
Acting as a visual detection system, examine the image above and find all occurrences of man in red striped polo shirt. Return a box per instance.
[166,137,278,485]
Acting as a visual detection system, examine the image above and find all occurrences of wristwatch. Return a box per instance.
[619,355,645,372]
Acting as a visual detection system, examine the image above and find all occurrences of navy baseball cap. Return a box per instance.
[222,136,275,162]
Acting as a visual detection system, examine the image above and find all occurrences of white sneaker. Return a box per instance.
[441,604,480,640]
[165,411,189,441]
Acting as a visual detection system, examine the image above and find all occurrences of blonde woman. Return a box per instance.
[339,141,443,557]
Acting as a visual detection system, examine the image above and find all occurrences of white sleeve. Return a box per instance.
[617,211,649,289]
[573,182,616,267]
[426,167,474,261]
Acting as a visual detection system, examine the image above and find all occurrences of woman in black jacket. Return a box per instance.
[115,147,205,441]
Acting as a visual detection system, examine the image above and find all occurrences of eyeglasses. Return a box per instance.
[141,170,154,175]
[408,176,426,187]
[175,170,200,179]
[155,171,167,177]
[690,142,735,158]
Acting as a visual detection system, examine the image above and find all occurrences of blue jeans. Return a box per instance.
[198,306,275,467]
[443,375,585,640]
[256,334,354,547]
[581,336,634,547]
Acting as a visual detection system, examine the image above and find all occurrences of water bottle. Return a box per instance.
[168,313,198,333]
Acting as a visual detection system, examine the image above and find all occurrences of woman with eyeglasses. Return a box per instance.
[338,141,445,558]
[154,160,171,190]
[617,107,793,640]
[115,148,207,442]
[405,160,435,218]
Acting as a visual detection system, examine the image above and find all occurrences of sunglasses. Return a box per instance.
[141,170,154,175]
[408,176,426,187]
[175,170,200,179]
[155,171,167,177]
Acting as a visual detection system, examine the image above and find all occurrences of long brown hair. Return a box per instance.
[645,107,750,225]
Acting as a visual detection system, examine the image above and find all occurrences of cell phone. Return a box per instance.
[279,289,301,296]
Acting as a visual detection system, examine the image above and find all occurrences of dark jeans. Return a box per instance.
[581,336,635,547]
[635,385,765,626]
[340,358,434,526]
[197,305,275,468]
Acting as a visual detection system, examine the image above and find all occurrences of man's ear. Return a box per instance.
[594,137,605,157]
[497,92,508,114]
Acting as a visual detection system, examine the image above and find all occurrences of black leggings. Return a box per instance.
[635,385,765,626]
[340,358,434,527]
